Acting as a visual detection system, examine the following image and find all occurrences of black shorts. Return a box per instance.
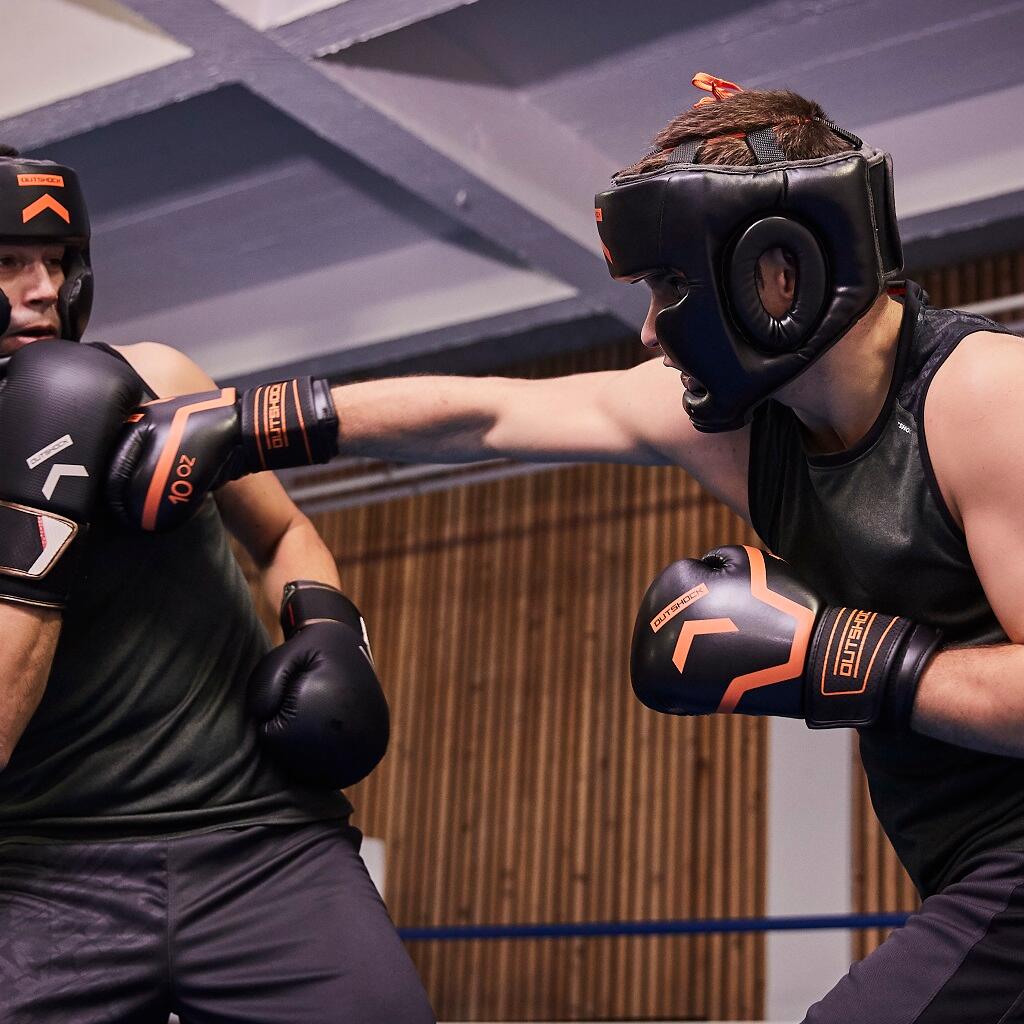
[0,820,434,1024]
[806,848,1024,1023]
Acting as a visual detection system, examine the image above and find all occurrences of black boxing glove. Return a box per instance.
[0,341,144,607]
[247,581,390,788]
[630,545,942,729]
[107,377,338,531]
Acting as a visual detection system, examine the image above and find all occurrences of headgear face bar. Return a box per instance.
[595,82,902,433]
[0,157,93,342]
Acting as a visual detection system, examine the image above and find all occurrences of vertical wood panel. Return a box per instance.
[272,456,766,1021]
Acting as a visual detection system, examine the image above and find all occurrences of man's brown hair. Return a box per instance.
[620,78,854,177]
[0,145,19,158]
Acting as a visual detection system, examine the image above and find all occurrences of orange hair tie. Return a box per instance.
[691,72,744,106]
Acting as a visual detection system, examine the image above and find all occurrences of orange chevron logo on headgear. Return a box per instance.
[21,194,72,225]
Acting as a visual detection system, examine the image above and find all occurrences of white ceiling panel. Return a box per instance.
[213,0,344,31]
[0,0,191,120]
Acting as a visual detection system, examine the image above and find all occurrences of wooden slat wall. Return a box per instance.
[303,463,765,1021]
[853,250,1024,960]
[915,250,1024,318]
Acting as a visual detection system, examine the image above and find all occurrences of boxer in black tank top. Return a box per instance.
[609,80,1024,1024]
[743,283,1024,1023]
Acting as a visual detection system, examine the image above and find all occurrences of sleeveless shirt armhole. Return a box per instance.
[87,341,158,401]
[916,343,969,542]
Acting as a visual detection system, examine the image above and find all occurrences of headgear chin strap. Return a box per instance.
[0,157,93,342]
[595,124,902,432]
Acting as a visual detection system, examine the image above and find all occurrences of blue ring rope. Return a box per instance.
[399,912,911,942]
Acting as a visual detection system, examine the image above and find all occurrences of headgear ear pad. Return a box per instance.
[0,157,93,341]
[727,216,828,354]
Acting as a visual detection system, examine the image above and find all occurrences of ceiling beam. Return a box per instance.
[221,295,632,389]
[269,0,482,56]
[113,0,640,328]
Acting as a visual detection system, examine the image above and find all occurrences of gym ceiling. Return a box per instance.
[2,0,1022,385]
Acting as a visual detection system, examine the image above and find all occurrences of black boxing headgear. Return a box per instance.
[595,122,902,432]
[0,157,93,342]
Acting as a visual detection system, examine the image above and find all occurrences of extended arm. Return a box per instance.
[329,361,678,465]
[109,352,754,528]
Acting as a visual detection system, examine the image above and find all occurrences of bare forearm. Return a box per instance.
[0,604,61,769]
[254,517,341,612]
[912,644,1024,756]
[328,370,655,465]
[330,376,504,462]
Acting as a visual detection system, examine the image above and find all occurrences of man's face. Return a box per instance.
[641,247,798,377]
[641,275,684,358]
[642,275,702,394]
[0,242,65,357]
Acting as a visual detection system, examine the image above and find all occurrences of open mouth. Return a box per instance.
[682,375,708,398]
[6,326,56,341]
[0,327,57,356]
[13,325,56,337]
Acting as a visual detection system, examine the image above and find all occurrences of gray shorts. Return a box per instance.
[0,820,434,1024]
[806,848,1024,1023]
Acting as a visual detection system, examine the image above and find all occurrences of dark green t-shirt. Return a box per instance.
[0,348,349,840]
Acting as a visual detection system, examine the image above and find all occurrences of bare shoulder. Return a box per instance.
[111,341,217,399]
[927,329,1024,424]
[925,329,1024,524]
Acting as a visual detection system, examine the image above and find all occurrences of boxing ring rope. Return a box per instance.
[398,912,911,942]
[285,458,571,514]
[162,910,912,1024]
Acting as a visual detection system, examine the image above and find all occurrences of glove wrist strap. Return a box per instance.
[805,606,940,729]
[280,579,366,642]
[0,500,81,608]
[240,377,338,474]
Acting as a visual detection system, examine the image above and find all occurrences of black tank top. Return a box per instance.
[749,282,1024,897]
[0,345,350,840]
